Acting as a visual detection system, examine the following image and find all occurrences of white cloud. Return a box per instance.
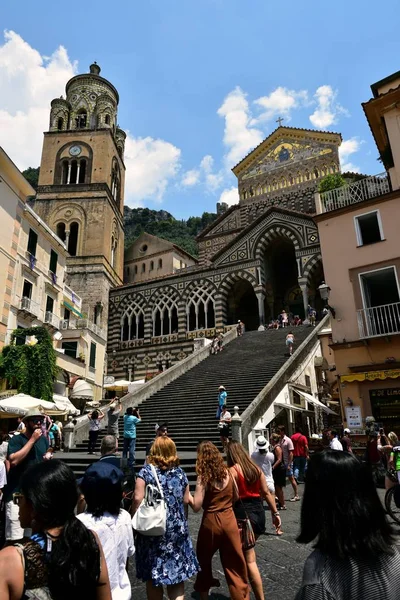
[181,153,224,191]
[124,135,181,205]
[181,168,200,187]
[339,137,362,173]
[309,85,347,129]
[217,86,264,167]
[253,87,308,124]
[219,186,239,207]
[0,30,76,170]
[0,31,182,206]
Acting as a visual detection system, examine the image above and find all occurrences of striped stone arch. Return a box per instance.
[148,285,181,306]
[148,286,182,337]
[118,292,147,312]
[303,253,323,283]
[119,293,147,341]
[182,278,218,303]
[254,224,304,261]
[219,269,257,299]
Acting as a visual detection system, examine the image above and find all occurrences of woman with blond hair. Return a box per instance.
[132,437,199,600]
[189,441,249,600]
[226,441,282,600]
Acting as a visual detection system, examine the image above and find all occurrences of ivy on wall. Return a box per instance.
[1,326,58,402]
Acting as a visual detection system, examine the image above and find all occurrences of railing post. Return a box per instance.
[231,406,242,443]
[63,416,76,450]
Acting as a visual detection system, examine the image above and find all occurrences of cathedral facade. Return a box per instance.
[108,126,342,380]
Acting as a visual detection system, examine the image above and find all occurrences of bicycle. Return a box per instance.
[384,481,400,525]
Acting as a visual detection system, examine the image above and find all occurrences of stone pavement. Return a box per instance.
[128,487,398,599]
[128,484,311,600]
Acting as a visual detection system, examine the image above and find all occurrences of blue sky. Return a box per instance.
[1,0,399,218]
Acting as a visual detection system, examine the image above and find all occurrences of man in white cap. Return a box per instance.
[4,408,50,542]
[251,435,275,494]
[341,428,353,453]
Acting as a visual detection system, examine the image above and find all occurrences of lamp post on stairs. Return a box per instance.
[231,406,242,443]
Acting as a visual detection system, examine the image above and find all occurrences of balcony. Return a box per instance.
[44,311,59,329]
[357,302,400,338]
[320,173,390,213]
[76,318,106,340]
[59,317,106,340]
[19,297,39,319]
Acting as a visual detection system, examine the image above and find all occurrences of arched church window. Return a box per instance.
[142,263,146,273]
[151,294,179,337]
[70,160,78,184]
[105,114,111,125]
[150,260,154,271]
[111,237,115,268]
[57,117,64,131]
[121,303,145,341]
[186,286,216,331]
[68,222,79,256]
[61,160,69,184]
[56,222,66,243]
[158,258,162,269]
[78,159,86,183]
[76,109,87,129]
[134,265,138,275]
[305,171,311,181]
[314,169,319,179]
[289,175,294,185]
[111,159,121,204]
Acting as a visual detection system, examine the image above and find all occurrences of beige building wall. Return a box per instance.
[0,148,36,348]
[316,193,400,343]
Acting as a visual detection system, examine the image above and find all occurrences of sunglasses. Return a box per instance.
[28,418,43,424]
[13,492,24,506]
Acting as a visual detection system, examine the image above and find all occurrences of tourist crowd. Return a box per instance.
[0,398,399,600]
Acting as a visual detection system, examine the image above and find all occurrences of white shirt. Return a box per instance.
[251,450,274,486]
[220,411,231,422]
[0,441,8,462]
[330,437,343,451]
[77,509,135,600]
[0,461,6,489]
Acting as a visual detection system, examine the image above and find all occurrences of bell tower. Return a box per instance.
[33,63,126,330]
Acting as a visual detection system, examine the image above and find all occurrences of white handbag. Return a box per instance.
[132,464,166,536]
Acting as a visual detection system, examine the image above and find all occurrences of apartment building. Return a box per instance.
[315,70,400,433]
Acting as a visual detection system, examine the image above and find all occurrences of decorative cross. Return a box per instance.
[276,116,284,127]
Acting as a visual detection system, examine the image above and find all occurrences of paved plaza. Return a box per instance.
[128,487,399,599]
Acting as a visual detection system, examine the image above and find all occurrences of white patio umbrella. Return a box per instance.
[104,379,131,392]
[0,393,66,419]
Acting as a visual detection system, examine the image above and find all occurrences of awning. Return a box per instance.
[273,401,309,413]
[293,388,337,415]
[70,379,93,400]
[53,394,80,415]
[104,379,131,392]
[62,297,83,318]
[0,393,66,419]
[341,369,400,383]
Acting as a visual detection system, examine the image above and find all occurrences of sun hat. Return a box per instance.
[22,408,44,422]
[218,385,225,390]
[255,435,268,449]
[343,428,350,434]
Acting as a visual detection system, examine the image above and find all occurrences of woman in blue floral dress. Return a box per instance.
[132,436,199,599]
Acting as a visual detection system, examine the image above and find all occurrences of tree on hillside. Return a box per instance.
[22,167,40,190]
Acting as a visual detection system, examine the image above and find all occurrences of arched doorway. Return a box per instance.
[226,279,258,331]
[263,238,303,319]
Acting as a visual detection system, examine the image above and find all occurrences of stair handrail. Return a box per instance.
[240,316,330,449]
[71,327,238,445]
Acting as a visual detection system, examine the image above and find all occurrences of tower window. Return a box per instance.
[61,160,69,184]
[70,160,78,184]
[150,260,154,271]
[158,258,163,269]
[68,222,79,256]
[105,114,111,125]
[134,265,138,275]
[56,222,66,242]
[142,263,146,273]
[57,117,64,131]
[76,109,87,129]
[79,159,86,183]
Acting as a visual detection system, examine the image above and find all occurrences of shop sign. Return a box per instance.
[345,406,362,428]
[341,369,400,383]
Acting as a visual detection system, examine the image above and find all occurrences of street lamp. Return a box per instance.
[318,282,336,318]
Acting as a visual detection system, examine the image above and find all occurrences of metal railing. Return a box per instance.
[59,318,106,339]
[321,173,390,212]
[44,311,59,328]
[60,319,77,330]
[20,297,39,316]
[357,302,400,338]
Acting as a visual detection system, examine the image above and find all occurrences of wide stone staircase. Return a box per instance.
[61,327,312,481]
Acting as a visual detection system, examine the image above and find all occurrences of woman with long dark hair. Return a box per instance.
[0,459,111,600]
[189,441,249,600]
[226,441,281,600]
[295,450,400,599]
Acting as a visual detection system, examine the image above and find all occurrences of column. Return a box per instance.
[76,162,80,184]
[231,406,242,443]
[67,163,72,185]
[256,291,265,327]
[128,316,132,340]
[298,278,308,317]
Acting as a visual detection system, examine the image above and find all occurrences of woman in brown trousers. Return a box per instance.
[188,441,250,600]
